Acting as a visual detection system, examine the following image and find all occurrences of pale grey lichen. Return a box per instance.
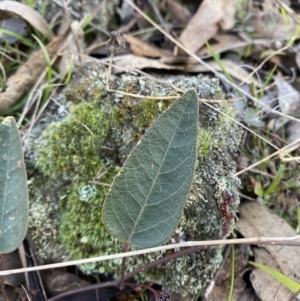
[78,185,97,202]
[25,61,243,296]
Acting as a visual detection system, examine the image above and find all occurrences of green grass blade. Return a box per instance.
[249,261,300,294]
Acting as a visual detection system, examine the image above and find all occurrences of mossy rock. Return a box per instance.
[26,62,243,296]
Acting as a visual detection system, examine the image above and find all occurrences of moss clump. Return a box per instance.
[36,100,113,180]
[28,62,243,296]
[197,128,215,162]
[58,168,122,261]
[111,97,173,131]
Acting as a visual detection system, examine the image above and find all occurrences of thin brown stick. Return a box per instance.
[0,255,9,301]
[105,31,126,90]
[120,243,129,290]
[106,48,115,90]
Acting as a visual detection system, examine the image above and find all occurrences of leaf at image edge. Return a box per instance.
[0,117,29,253]
[102,89,198,248]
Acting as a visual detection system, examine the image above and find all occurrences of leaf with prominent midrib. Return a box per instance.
[0,117,28,253]
[102,89,198,248]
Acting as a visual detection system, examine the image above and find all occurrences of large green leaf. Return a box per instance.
[102,89,198,248]
[0,117,28,253]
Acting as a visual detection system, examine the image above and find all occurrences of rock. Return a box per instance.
[25,61,243,295]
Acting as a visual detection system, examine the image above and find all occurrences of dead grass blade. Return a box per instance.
[122,34,172,58]
[0,1,55,41]
[0,31,68,112]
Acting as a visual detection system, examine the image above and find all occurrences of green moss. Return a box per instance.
[89,85,104,102]
[131,98,172,130]
[197,128,215,162]
[35,100,113,180]
[59,167,122,262]
[111,97,173,131]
